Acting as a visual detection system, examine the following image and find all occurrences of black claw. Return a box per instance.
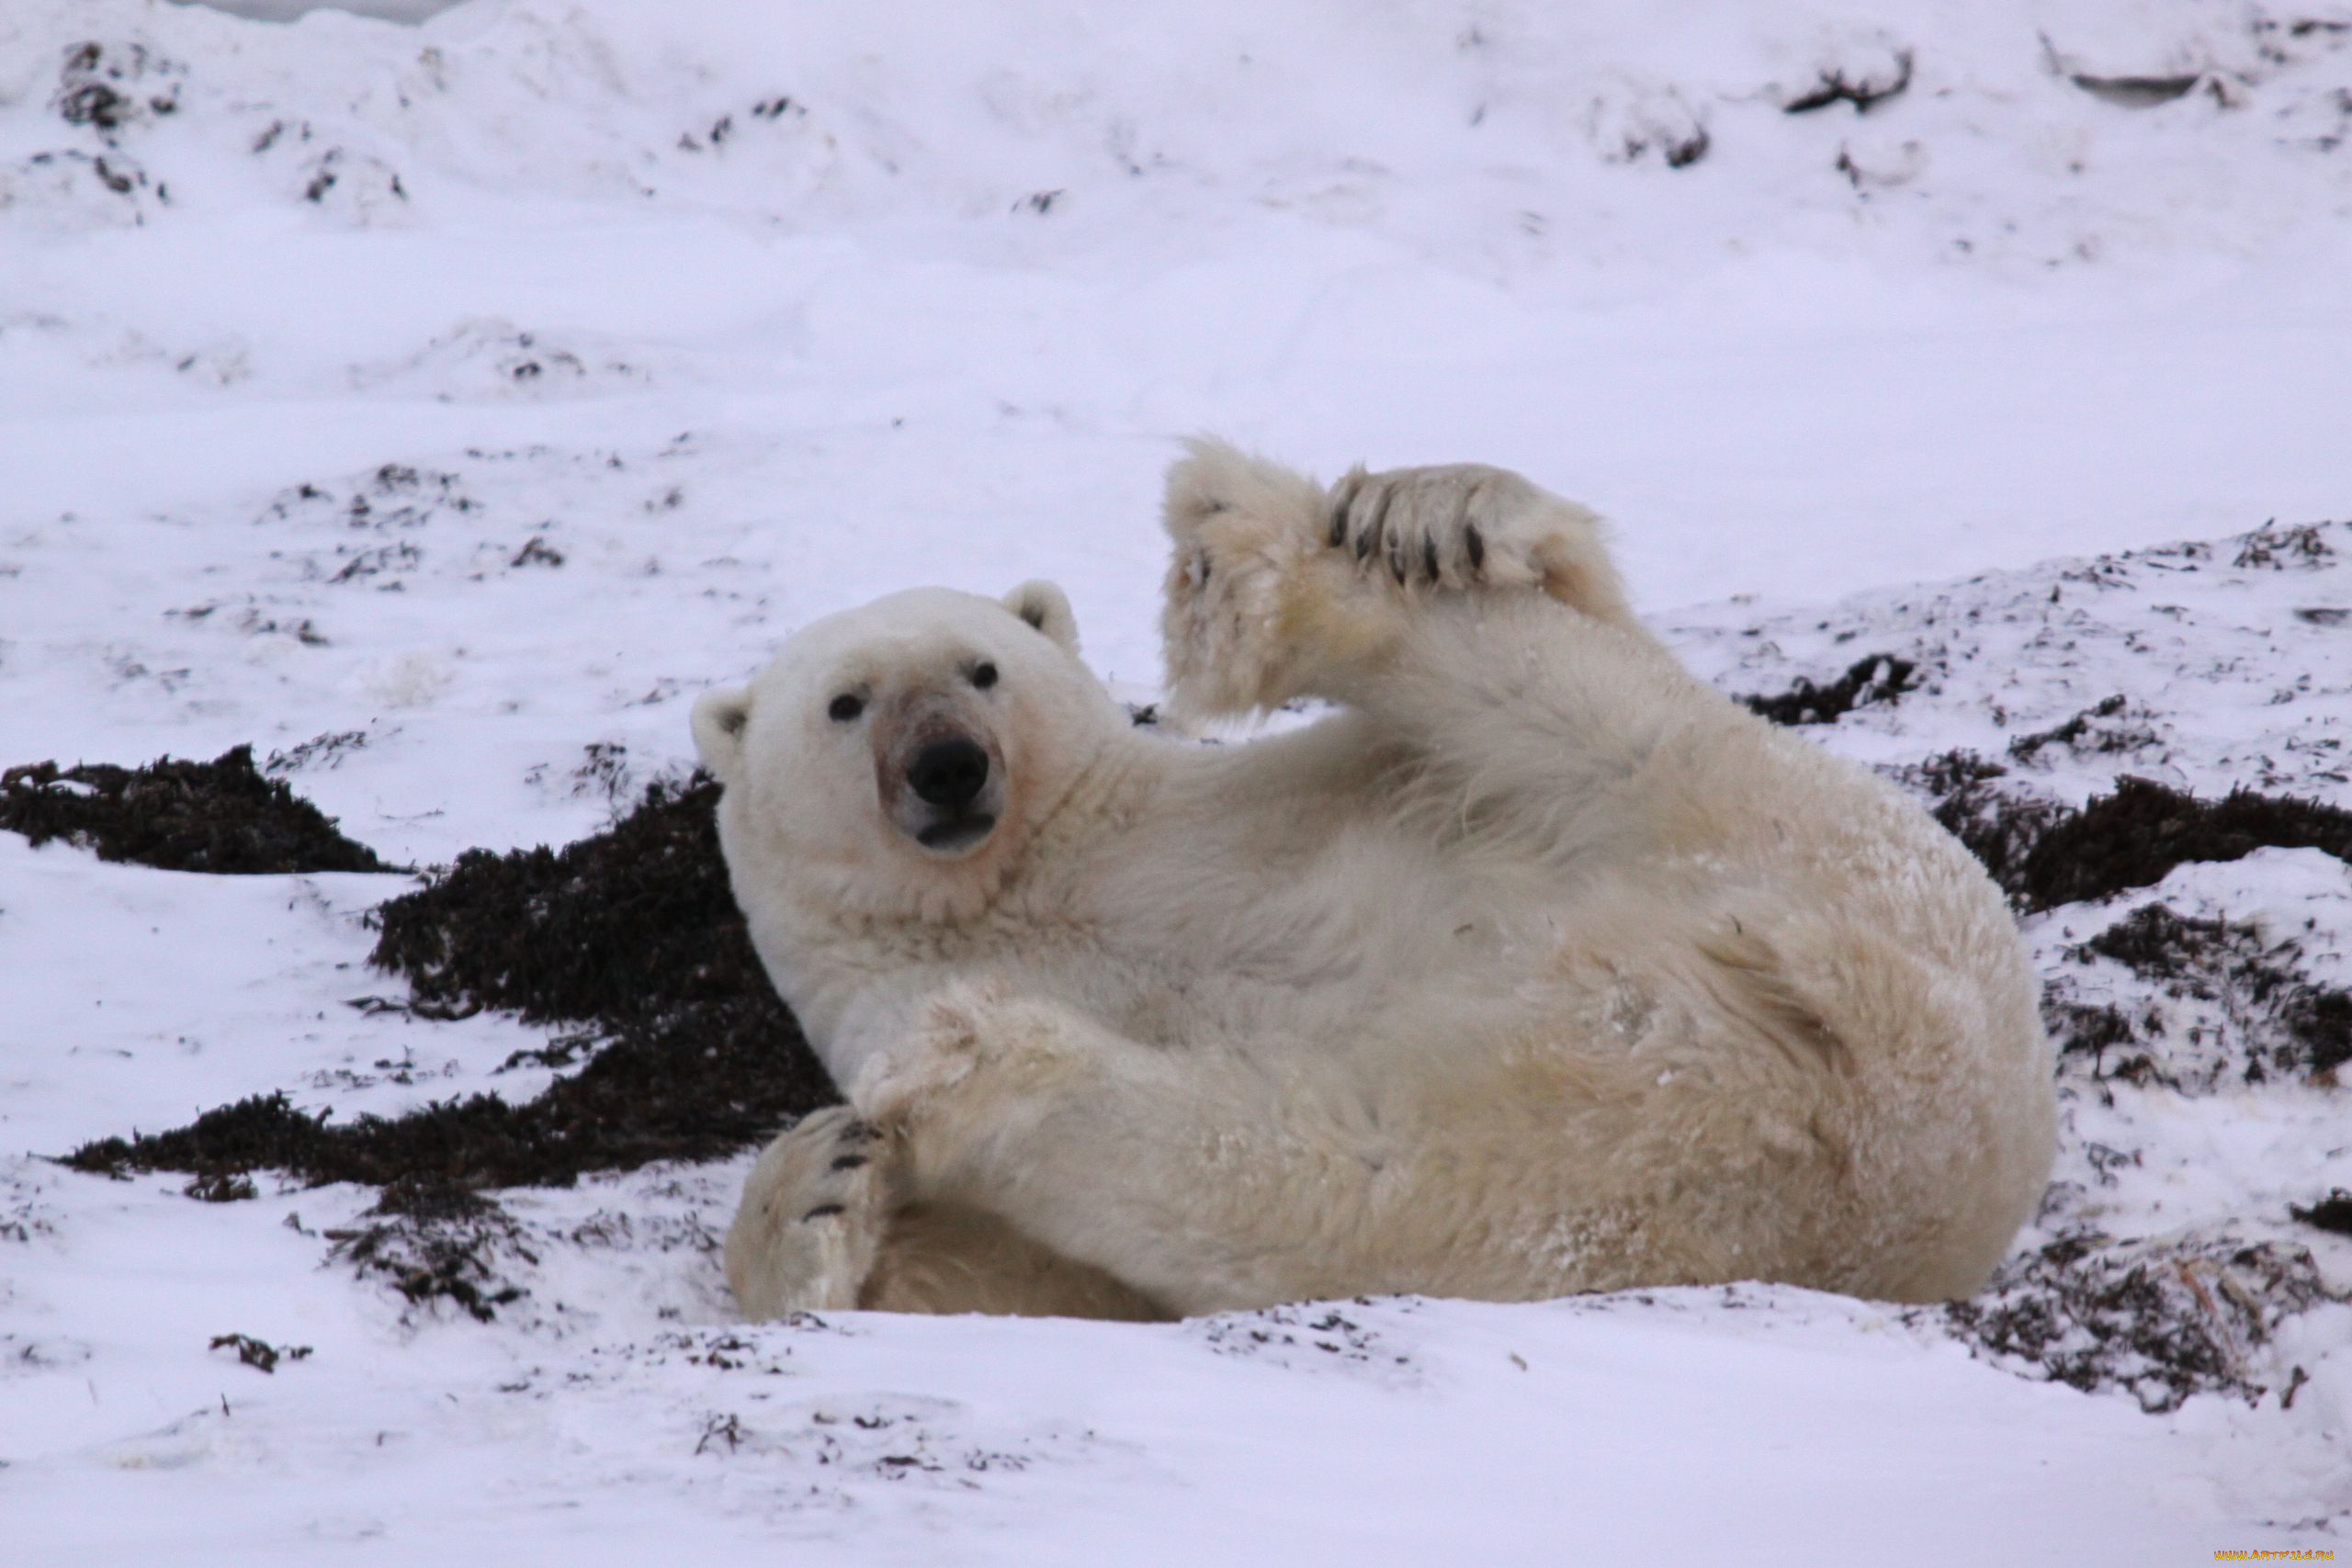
[1357,489,1392,562]
[1422,534,1441,581]
[1327,478,1357,547]
[802,1203,845,1221]
[829,1155,867,1171]
[1464,523,1486,572]
[1329,472,1372,548]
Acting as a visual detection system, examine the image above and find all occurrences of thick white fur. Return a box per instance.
[698,442,2056,1320]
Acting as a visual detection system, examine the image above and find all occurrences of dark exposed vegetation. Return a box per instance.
[209,1332,311,1374]
[2005,694,2158,763]
[326,1178,533,1323]
[1782,51,1915,114]
[2040,903,2352,1088]
[1740,653,1917,726]
[2291,1191,2352,1237]
[1,746,392,874]
[1901,755,2352,916]
[2018,777,2352,913]
[1939,1233,2339,1414]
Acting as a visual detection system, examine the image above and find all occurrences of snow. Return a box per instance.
[3,0,2348,1559]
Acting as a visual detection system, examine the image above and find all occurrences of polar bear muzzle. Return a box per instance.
[879,710,1005,857]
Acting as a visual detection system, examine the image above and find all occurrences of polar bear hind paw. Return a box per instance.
[1158,440,1331,715]
[1159,444,1635,717]
[1326,462,1630,624]
[725,1106,894,1318]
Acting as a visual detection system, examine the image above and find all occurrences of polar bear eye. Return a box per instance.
[970,661,999,690]
[828,694,865,723]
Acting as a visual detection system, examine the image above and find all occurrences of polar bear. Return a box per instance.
[692,443,2056,1322]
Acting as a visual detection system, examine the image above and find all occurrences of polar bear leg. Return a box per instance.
[850,984,1393,1317]
[1157,439,1362,720]
[1160,443,1723,854]
[1159,441,1640,721]
[726,1106,1175,1320]
[1351,592,1738,865]
[856,1201,1172,1320]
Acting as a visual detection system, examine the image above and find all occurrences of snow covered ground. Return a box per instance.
[3,0,2348,1560]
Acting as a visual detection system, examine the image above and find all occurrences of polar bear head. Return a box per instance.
[692,581,1120,925]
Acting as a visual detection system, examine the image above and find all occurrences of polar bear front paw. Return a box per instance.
[853,998,987,1125]
[849,977,1096,1184]
[725,1106,895,1318]
[850,978,1064,1121]
[1325,463,1628,623]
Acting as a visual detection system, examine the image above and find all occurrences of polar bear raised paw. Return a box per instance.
[1158,441,1637,720]
[1327,462,1628,626]
[1157,438,1338,720]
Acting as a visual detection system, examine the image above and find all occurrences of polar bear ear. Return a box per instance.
[691,687,752,785]
[1003,580,1080,654]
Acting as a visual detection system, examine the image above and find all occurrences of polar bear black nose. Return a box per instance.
[908,738,990,809]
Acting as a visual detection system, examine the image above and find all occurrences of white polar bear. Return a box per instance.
[692,443,2057,1322]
